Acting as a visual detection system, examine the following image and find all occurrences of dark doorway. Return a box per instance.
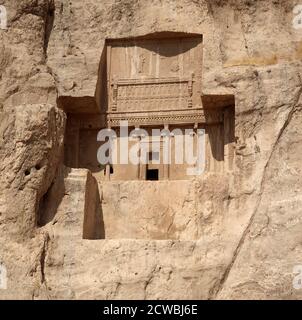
[146,169,159,181]
[104,165,114,176]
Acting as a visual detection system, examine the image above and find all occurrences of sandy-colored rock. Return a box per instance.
[0,0,302,300]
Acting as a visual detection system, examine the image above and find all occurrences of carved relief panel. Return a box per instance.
[106,35,203,118]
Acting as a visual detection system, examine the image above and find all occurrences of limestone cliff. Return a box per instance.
[0,0,302,300]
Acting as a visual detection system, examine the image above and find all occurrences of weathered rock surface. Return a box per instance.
[101,176,228,240]
[0,0,302,300]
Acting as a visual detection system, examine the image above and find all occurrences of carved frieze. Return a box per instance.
[110,76,194,113]
[107,109,224,126]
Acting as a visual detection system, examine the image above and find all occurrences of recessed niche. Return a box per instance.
[62,32,235,182]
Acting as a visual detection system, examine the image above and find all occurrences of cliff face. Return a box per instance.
[1,0,302,300]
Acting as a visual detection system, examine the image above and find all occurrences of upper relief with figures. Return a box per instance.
[106,35,203,117]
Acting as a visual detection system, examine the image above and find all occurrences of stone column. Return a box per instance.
[139,132,147,180]
[135,125,141,180]
[105,124,111,181]
[196,124,206,176]
[163,124,170,180]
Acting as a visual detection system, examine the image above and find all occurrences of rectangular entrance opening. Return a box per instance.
[146,169,159,181]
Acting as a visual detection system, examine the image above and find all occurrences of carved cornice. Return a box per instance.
[107,109,223,126]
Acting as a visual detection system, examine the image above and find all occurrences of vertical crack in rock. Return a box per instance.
[44,1,55,58]
[28,232,50,300]
[144,265,157,299]
[210,82,302,299]
[40,233,49,285]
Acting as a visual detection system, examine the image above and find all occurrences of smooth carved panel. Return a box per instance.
[107,36,203,117]
[108,38,202,79]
